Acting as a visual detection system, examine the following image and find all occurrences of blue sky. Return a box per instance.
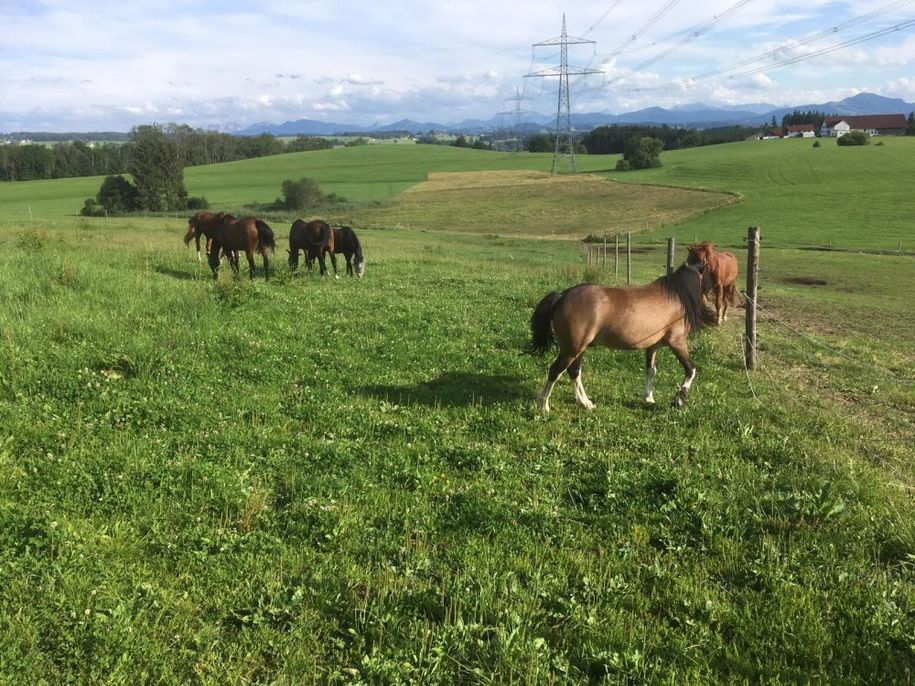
[2,0,914,131]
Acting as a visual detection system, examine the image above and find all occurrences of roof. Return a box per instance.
[823,114,907,129]
[785,124,816,133]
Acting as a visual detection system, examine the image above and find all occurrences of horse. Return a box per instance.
[183,210,238,264]
[330,226,365,278]
[525,262,715,411]
[686,241,739,325]
[207,213,276,279]
[288,219,338,277]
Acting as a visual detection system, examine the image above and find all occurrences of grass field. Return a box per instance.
[0,141,913,683]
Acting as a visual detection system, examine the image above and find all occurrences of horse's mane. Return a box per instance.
[656,264,716,331]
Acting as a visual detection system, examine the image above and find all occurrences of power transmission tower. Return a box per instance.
[525,14,601,173]
[501,87,531,151]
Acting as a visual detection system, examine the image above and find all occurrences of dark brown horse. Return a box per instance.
[686,241,739,325]
[183,210,238,264]
[208,213,276,279]
[288,219,337,277]
[330,226,365,278]
[525,262,714,410]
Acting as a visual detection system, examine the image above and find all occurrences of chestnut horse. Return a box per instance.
[207,213,276,279]
[288,219,337,277]
[686,241,739,325]
[525,262,714,410]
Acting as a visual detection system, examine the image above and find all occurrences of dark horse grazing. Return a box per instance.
[525,263,715,411]
[207,213,276,279]
[288,219,364,277]
[184,211,223,261]
[329,226,365,277]
[686,241,739,325]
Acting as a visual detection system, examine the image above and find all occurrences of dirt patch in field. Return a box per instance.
[783,276,829,286]
[354,169,736,237]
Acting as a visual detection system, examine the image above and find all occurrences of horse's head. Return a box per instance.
[183,215,200,245]
[356,258,365,278]
[288,248,299,270]
[686,241,715,267]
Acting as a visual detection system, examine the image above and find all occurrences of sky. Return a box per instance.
[2,0,915,132]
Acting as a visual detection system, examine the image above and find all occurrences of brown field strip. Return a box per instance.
[351,170,737,237]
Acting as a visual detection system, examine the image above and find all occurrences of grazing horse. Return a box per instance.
[686,241,739,325]
[183,211,238,264]
[208,213,276,279]
[525,262,715,411]
[288,219,337,277]
[330,226,365,278]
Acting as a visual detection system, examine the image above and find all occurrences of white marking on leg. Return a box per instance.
[680,367,697,392]
[196,250,202,262]
[573,376,595,410]
[538,377,558,413]
[643,365,656,404]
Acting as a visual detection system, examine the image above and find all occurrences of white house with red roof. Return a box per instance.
[821,114,907,137]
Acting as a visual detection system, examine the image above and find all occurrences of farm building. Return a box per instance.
[784,124,816,138]
[820,114,907,137]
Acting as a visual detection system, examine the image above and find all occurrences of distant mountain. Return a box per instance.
[222,91,915,137]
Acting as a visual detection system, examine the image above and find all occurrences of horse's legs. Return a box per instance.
[667,337,697,407]
[262,251,269,280]
[715,284,725,325]
[245,249,256,279]
[195,234,202,262]
[318,250,328,277]
[643,346,659,404]
[567,353,595,410]
[345,252,354,277]
[329,250,339,279]
[538,352,576,413]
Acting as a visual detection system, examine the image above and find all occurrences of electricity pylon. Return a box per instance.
[525,14,601,173]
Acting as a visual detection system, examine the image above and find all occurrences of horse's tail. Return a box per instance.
[524,291,563,356]
[255,220,276,254]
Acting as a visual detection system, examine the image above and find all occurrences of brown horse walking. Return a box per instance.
[686,241,739,325]
[288,219,339,277]
[208,213,276,279]
[525,263,715,411]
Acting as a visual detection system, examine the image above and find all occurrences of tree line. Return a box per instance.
[0,125,333,182]
[579,124,754,155]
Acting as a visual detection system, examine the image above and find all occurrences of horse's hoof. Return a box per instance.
[644,395,655,405]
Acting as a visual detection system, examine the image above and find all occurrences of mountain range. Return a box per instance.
[232,92,915,136]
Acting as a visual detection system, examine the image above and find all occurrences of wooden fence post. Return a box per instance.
[614,234,619,278]
[626,232,632,285]
[666,237,675,275]
[602,235,607,268]
[745,226,760,370]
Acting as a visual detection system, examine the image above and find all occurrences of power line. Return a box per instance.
[621,0,915,91]
[609,0,682,58]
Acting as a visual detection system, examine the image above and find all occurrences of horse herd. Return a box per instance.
[182,211,365,280]
[182,211,738,409]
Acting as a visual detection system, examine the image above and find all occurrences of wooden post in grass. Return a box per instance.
[745,226,760,370]
[602,235,607,268]
[666,237,675,276]
[626,232,632,284]
[614,234,619,278]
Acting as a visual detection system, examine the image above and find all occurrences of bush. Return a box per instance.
[812,140,821,148]
[80,198,106,217]
[837,130,870,146]
[187,196,210,210]
[280,177,326,211]
[615,159,632,171]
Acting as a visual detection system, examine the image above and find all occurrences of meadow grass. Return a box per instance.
[0,141,913,683]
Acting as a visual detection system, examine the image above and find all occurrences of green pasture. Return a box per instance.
[0,140,913,683]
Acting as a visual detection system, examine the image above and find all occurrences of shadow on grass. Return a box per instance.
[358,371,529,407]
[154,265,204,281]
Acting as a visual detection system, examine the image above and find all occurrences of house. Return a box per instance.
[784,124,816,138]
[821,114,907,137]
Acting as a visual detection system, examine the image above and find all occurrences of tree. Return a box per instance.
[622,136,664,169]
[96,175,139,213]
[127,125,187,211]
[907,111,915,136]
[836,130,870,146]
[526,134,553,153]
